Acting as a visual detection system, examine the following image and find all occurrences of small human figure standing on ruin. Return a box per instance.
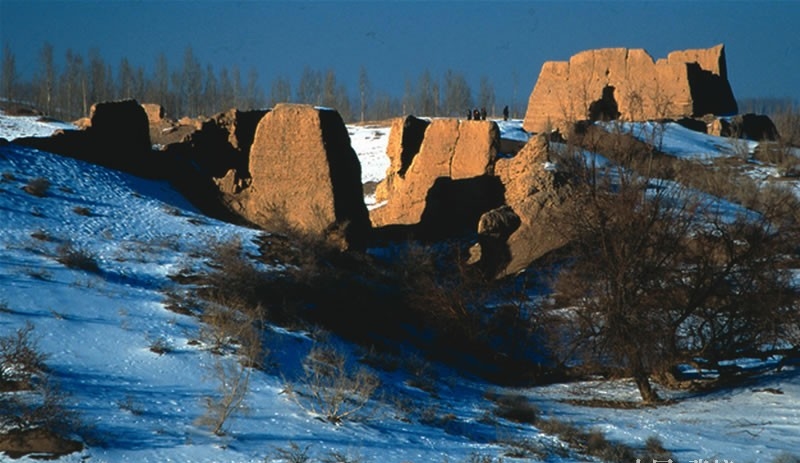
[473,108,480,121]
[467,109,472,120]
[480,107,487,120]
[503,105,509,121]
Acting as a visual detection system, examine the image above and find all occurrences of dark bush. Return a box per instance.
[55,242,100,273]
[23,177,51,197]
[0,322,48,390]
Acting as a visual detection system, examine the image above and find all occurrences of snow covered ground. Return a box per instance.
[1,111,799,462]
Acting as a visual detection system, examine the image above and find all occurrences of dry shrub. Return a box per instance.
[23,177,51,197]
[498,436,549,460]
[391,243,492,353]
[643,436,674,461]
[196,304,264,435]
[358,346,401,372]
[773,453,800,463]
[534,416,662,463]
[1,105,40,117]
[0,325,83,458]
[147,336,172,355]
[72,206,91,216]
[196,350,255,436]
[286,343,380,424]
[1,376,81,435]
[272,441,312,463]
[401,353,437,394]
[771,103,800,147]
[55,242,100,273]
[189,236,301,326]
[488,393,539,425]
[30,229,52,242]
[161,287,200,316]
[0,322,48,390]
[320,449,367,463]
[674,160,759,206]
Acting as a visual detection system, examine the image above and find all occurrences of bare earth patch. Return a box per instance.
[0,428,83,460]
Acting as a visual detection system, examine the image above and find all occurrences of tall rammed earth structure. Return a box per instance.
[522,44,738,133]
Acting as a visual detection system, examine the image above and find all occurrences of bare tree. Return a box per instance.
[118,57,135,99]
[269,75,292,107]
[60,49,87,117]
[148,53,170,109]
[478,75,495,117]
[296,66,321,105]
[442,69,472,117]
[358,65,369,122]
[203,64,218,114]
[316,68,351,120]
[372,91,398,120]
[1,44,17,104]
[88,48,111,107]
[218,67,233,110]
[182,47,203,116]
[37,42,55,115]
[244,67,264,110]
[402,77,413,115]
[322,69,336,108]
[545,152,800,403]
[231,65,242,108]
[416,69,435,117]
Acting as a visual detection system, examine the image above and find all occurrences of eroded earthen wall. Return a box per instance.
[523,44,737,133]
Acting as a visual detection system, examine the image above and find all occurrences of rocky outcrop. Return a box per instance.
[470,135,571,277]
[370,118,503,239]
[245,103,370,249]
[523,44,738,134]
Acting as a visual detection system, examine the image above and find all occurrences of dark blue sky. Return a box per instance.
[2,0,799,109]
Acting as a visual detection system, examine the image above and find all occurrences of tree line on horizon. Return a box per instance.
[1,43,508,124]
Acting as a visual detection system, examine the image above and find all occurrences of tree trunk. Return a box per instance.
[633,370,661,404]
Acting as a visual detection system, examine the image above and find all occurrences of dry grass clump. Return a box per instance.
[772,453,800,463]
[486,392,539,425]
[771,103,800,148]
[192,237,276,318]
[55,242,100,273]
[23,177,51,197]
[30,229,52,242]
[72,206,92,216]
[535,417,660,463]
[270,442,369,463]
[272,441,312,463]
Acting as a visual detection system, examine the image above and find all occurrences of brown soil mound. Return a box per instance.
[0,428,83,460]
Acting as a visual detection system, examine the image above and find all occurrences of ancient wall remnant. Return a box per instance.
[370,118,502,239]
[523,44,738,134]
[246,103,371,249]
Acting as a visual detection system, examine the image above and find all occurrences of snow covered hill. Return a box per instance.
[1,112,799,462]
